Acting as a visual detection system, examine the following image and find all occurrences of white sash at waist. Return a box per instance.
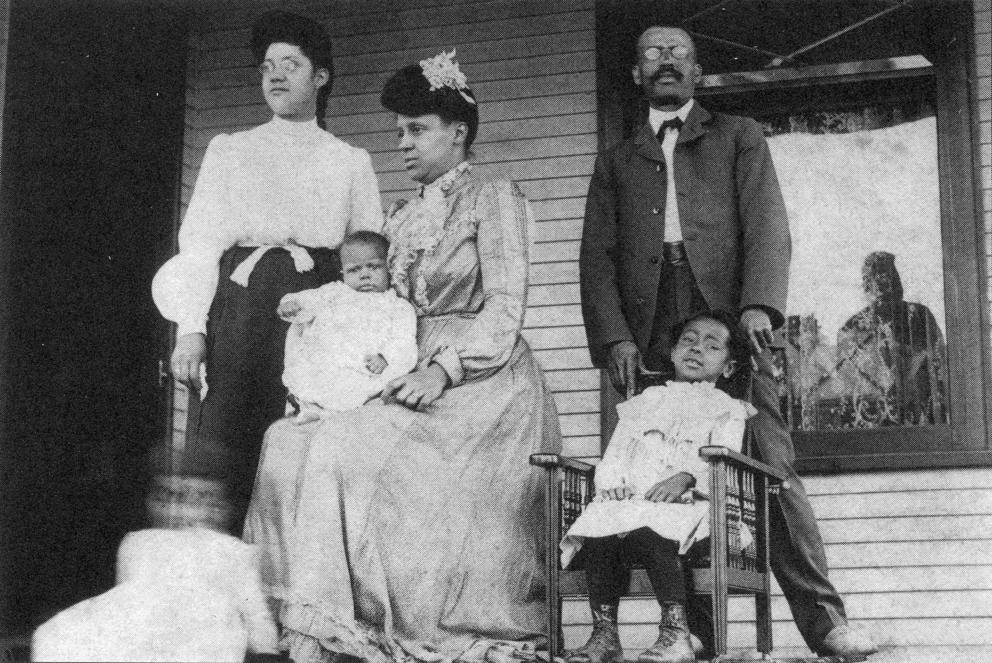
[229,244,315,287]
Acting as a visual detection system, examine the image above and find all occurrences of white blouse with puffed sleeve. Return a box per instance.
[153,116,384,337]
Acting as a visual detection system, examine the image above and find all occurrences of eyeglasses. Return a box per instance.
[642,45,691,61]
[258,58,301,76]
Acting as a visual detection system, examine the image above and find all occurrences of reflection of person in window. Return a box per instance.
[836,251,946,426]
[786,315,846,430]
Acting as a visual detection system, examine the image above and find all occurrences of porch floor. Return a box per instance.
[864,646,992,663]
[712,647,992,663]
[5,639,991,662]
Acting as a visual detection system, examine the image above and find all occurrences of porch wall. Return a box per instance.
[171,0,992,657]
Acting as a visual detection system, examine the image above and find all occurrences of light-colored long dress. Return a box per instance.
[244,163,562,663]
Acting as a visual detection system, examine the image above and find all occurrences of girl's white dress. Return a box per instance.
[282,282,418,411]
[561,381,755,568]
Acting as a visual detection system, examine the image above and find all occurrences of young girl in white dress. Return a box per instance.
[280,231,417,420]
[562,310,755,663]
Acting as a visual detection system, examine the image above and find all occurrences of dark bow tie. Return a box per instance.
[657,117,683,140]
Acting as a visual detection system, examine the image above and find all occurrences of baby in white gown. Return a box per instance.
[280,231,417,420]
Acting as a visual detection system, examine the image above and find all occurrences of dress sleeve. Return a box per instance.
[279,284,330,324]
[430,180,530,386]
[379,299,419,381]
[347,148,385,234]
[157,135,239,336]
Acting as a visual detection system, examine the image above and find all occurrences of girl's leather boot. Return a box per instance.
[637,602,694,663]
[565,602,623,663]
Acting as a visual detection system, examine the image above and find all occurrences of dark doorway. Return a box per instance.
[0,0,187,635]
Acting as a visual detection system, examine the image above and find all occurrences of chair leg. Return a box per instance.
[548,592,562,660]
[711,586,728,658]
[710,462,729,658]
[545,466,563,660]
[755,591,772,655]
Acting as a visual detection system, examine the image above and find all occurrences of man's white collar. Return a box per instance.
[648,99,694,135]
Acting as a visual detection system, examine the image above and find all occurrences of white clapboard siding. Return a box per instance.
[170,2,598,459]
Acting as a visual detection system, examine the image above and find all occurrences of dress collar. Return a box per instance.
[419,161,471,199]
[267,115,322,138]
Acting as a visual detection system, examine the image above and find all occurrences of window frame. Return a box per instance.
[593,0,990,473]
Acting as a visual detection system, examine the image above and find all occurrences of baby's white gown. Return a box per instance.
[561,381,755,567]
[282,282,418,411]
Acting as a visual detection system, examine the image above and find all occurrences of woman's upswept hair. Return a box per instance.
[250,10,334,126]
[380,64,480,151]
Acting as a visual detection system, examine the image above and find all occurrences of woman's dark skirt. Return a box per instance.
[184,245,340,530]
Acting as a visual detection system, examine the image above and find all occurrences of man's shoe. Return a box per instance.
[637,603,694,663]
[565,603,623,663]
[820,625,878,658]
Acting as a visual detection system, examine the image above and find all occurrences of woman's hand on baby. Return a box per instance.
[171,333,206,391]
[365,353,388,374]
[381,363,449,410]
[598,486,635,500]
[644,473,695,503]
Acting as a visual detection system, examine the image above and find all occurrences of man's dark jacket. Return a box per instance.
[580,101,792,367]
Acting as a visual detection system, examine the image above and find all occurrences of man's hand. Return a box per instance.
[598,485,636,501]
[381,363,449,411]
[171,333,206,391]
[607,340,640,397]
[365,353,388,374]
[740,308,774,353]
[644,473,694,503]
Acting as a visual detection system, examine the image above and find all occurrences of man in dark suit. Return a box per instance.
[576,26,878,662]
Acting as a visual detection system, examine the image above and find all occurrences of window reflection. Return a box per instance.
[767,109,949,431]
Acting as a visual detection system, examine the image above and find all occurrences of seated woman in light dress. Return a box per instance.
[244,51,562,663]
[561,310,754,663]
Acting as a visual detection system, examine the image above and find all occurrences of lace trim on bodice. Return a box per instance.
[385,162,475,309]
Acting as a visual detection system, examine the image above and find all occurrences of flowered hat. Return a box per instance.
[380,49,479,148]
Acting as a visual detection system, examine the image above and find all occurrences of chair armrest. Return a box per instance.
[529,453,595,475]
[698,446,788,483]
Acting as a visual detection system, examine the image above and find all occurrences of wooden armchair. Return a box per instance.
[529,445,788,661]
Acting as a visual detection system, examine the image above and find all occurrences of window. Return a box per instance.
[595,0,987,472]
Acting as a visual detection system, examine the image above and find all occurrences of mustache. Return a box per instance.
[650,66,684,83]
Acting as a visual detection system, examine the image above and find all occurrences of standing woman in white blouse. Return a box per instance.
[152,11,383,532]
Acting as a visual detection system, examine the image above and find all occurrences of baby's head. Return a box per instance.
[340,231,390,293]
[669,310,752,389]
